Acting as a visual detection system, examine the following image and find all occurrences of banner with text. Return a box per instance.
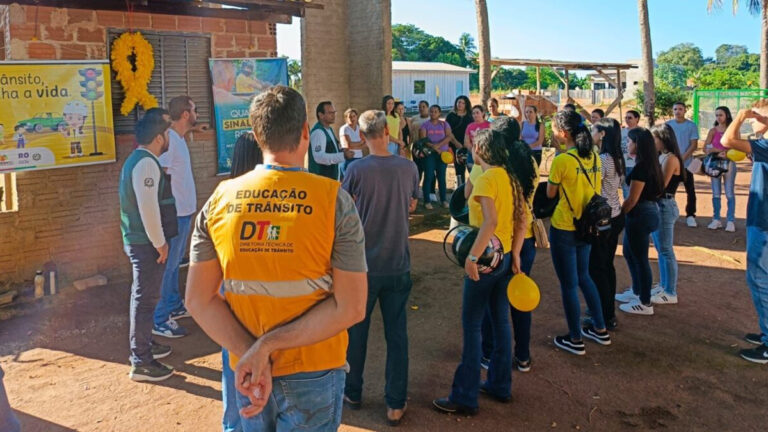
[209,58,288,174]
[0,61,116,172]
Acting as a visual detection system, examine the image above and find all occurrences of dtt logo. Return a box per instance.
[240,221,287,241]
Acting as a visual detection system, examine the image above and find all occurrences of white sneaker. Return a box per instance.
[429,193,437,202]
[619,300,654,315]
[651,283,663,296]
[686,216,697,227]
[725,221,736,232]
[424,203,434,210]
[651,292,678,305]
[615,288,639,303]
[707,219,723,230]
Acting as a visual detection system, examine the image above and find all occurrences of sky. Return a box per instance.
[277,0,763,63]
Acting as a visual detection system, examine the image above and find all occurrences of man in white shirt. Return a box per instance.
[308,101,354,180]
[119,108,176,381]
[153,96,207,338]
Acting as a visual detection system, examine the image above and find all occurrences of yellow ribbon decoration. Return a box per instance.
[110,32,159,116]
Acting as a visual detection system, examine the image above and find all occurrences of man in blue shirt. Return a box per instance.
[722,105,768,364]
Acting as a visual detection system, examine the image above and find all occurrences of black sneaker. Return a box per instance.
[342,394,361,411]
[151,341,172,359]
[740,344,768,364]
[432,398,478,416]
[745,333,765,346]
[514,357,531,373]
[606,317,618,331]
[129,360,174,382]
[553,335,585,356]
[581,325,612,346]
[480,356,490,370]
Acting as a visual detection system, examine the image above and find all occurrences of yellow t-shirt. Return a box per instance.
[548,148,602,231]
[471,162,536,239]
[469,164,484,184]
[469,167,514,253]
[386,115,401,141]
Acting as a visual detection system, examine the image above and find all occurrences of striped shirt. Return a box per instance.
[600,153,623,218]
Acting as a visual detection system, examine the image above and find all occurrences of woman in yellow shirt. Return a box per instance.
[383,95,404,156]
[546,110,611,356]
[434,129,526,416]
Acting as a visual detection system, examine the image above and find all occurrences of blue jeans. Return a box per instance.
[482,238,536,362]
[221,349,242,432]
[0,367,20,432]
[345,272,411,409]
[387,142,400,156]
[711,161,737,222]
[236,369,345,432]
[423,152,447,203]
[621,166,634,199]
[747,227,768,345]
[125,243,165,366]
[624,201,661,304]
[652,198,680,296]
[154,215,192,326]
[550,227,605,339]
[450,254,512,408]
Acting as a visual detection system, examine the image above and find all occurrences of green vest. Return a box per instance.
[308,122,340,180]
[119,149,176,246]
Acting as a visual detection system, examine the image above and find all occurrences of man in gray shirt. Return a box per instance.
[666,102,700,227]
[342,110,419,426]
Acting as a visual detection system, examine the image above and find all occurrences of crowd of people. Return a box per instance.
[97,86,768,432]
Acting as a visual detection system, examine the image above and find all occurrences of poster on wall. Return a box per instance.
[209,57,288,174]
[0,60,116,172]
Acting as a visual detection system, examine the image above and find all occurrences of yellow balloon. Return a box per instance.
[441,151,454,164]
[727,149,746,162]
[507,274,540,312]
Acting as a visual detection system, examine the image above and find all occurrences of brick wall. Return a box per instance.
[0,4,277,284]
[347,0,392,112]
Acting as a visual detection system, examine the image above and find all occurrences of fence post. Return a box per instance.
[692,89,699,127]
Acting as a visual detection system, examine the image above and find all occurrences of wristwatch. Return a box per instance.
[467,254,478,263]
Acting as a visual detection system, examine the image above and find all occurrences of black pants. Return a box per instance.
[682,172,696,218]
[589,214,625,322]
[454,161,466,186]
[532,150,542,167]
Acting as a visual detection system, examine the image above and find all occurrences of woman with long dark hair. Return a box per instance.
[433,128,526,415]
[420,104,455,209]
[647,124,685,305]
[705,106,737,232]
[587,118,625,330]
[396,101,412,159]
[446,95,473,185]
[487,97,507,122]
[522,106,544,165]
[547,110,611,355]
[617,128,663,316]
[464,104,491,169]
[383,95,404,156]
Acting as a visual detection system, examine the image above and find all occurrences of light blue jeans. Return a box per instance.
[711,160,736,222]
[153,215,192,326]
[652,198,680,296]
[221,349,242,432]
[747,227,768,346]
[236,369,345,432]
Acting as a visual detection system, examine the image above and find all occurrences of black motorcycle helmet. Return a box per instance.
[449,184,469,224]
[444,225,505,274]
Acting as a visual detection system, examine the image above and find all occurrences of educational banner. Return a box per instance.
[209,58,288,174]
[0,61,115,172]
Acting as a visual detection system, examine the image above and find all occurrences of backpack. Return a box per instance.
[561,152,612,242]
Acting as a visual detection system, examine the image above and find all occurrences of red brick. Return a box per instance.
[247,21,268,35]
[202,18,224,33]
[9,23,40,42]
[213,34,233,49]
[151,14,177,30]
[43,25,73,42]
[256,36,276,52]
[227,50,246,58]
[59,43,88,60]
[225,19,247,33]
[27,42,57,59]
[25,5,55,25]
[88,45,106,59]
[127,12,151,29]
[67,9,95,25]
[212,48,228,58]
[177,16,201,32]
[234,34,255,50]
[249,50,270,58]
[76,27,105,43]
[95,10,125,28]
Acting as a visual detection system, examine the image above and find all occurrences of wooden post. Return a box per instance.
[536,66,541,95]
[617,67,624,121]
[564,68,570,98]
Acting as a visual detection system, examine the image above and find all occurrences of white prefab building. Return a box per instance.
[392,61,475,110]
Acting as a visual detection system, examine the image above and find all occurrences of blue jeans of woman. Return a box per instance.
[221,349,242,432]
[481,238,536,362]
[624,201,661,304]
[423,152,447,203]
[651,198,680,296]
[711,160,737,222]
[550,227,605,339]
[449,254,512,408]
[747,227,768,346]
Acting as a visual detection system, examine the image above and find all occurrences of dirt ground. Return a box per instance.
[1,162,766,432]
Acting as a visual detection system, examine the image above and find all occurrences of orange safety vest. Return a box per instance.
[206,165,345,376]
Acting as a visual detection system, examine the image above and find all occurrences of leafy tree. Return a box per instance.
[725,53,760,71]
[715,43,749,63]
[492,68,527,90]
[657,42,705,72]
[391,24,469,68]
[635,81,689,118]
[656,63,687,87]
[287,59,302,91]
[458,33,477,62]
[694,65,760,88]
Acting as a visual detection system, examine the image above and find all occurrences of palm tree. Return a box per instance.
[475,0,491,106]
[458,33,477,62]
[708,0,767,89]
[638,0,656,125]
